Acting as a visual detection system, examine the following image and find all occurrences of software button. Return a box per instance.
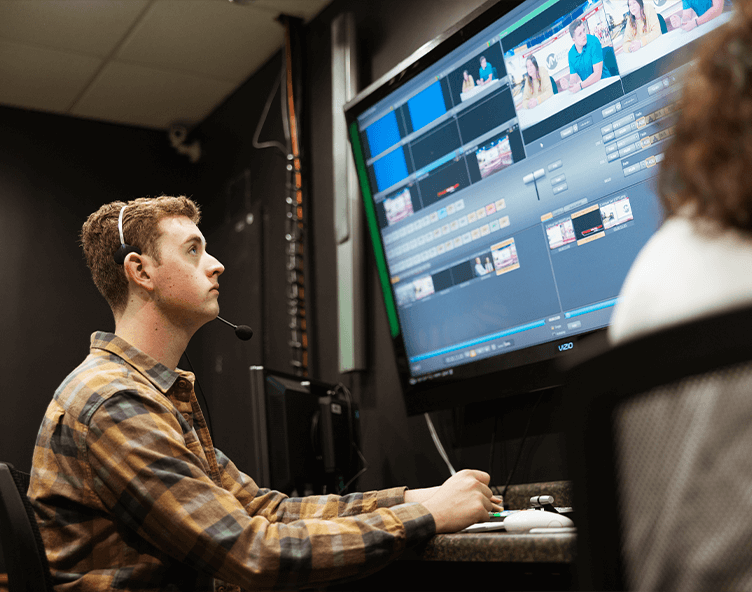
[648,81,664,95]
[623,164,641,176]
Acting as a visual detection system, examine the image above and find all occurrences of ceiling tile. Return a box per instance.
[116,0,287,83]
[0,0,151,58]
[71,61,237,129]
[0,40,102,113]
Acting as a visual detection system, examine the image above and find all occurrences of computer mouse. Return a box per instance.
[503,510,574,533]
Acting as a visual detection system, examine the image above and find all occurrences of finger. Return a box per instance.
[464,469,490,485]
[478,483,494,500]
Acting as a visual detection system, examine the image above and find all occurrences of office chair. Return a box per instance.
[565,304,752,591]
[550,75,558,94]
[0,463,55,591]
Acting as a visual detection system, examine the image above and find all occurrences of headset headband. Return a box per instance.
[117,204,128,246]
[113,204,142,265]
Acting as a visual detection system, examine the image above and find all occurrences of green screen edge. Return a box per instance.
[348,121,401,339]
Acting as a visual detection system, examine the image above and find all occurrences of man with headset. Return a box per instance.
[29,195,499,591]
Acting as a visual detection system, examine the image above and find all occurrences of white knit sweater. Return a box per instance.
[608,216,752,343]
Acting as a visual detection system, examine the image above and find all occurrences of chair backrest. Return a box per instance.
[566,305,752,590]
[0,463,54,592]
[658,12,668,34]
[550,75,558,95]
[602,45,618,76]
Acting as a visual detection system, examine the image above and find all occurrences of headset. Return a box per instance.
[112,202,253,341]
[113,204,142,265]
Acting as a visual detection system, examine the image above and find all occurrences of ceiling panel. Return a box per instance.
[0,0,150,58]
[0,39,102,113]
[71,61,237,129]
[0,0,331,130]
[116,0,285,82]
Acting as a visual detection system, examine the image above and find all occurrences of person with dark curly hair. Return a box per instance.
[609,5,752,343]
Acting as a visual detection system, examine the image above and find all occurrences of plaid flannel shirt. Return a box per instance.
[29,332,435,591]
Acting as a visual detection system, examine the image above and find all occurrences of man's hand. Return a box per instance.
[682,18,698,31]
[418,469,502,533]
[568,74,582,94]
[670,13,681,28]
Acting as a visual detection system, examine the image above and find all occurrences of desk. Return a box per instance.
[339,532,576,591]
[516,76,620,130]
[331,481,577,591]
[416,530,575,563]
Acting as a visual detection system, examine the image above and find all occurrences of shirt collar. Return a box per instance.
[89,331,193,394]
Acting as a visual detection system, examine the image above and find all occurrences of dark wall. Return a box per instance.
[0,107,199,472]
[0,0,568,497]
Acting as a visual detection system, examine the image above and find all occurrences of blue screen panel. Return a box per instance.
[372,148,409,193]
[407,81,447,132]
[365,111,401,158]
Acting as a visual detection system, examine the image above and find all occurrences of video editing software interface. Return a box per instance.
[351,0,732,384]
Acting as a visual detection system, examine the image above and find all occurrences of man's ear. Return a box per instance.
[122,252,154,292]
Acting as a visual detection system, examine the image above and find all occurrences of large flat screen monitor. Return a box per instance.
[344,0,732,414]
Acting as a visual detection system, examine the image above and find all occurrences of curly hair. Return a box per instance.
[80,195,201,313]
[659,5,752,231]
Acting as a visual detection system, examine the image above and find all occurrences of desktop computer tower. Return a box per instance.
[249,366,361,496]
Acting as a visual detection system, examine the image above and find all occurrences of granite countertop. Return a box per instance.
[408,480,576,564]
[415,531,576,563]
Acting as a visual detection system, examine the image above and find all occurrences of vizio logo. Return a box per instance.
[558,342,574,352]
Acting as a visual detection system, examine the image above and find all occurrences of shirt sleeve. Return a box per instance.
[641,6,663,47]
[623,20,637,50]
[521,79,533,108]
[535,69,554,105]
[588,37,604,69]
[86,391,436,590]
[214,447,411,521]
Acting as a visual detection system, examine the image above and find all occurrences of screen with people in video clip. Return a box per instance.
[348,0,732,382]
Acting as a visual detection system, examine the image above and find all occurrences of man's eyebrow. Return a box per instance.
[183,234,206,247]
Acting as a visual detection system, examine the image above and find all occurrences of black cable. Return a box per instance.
[333,383,368,494]
[488,414,501,496]
[180,351,214,438]
[500,391,546,503]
